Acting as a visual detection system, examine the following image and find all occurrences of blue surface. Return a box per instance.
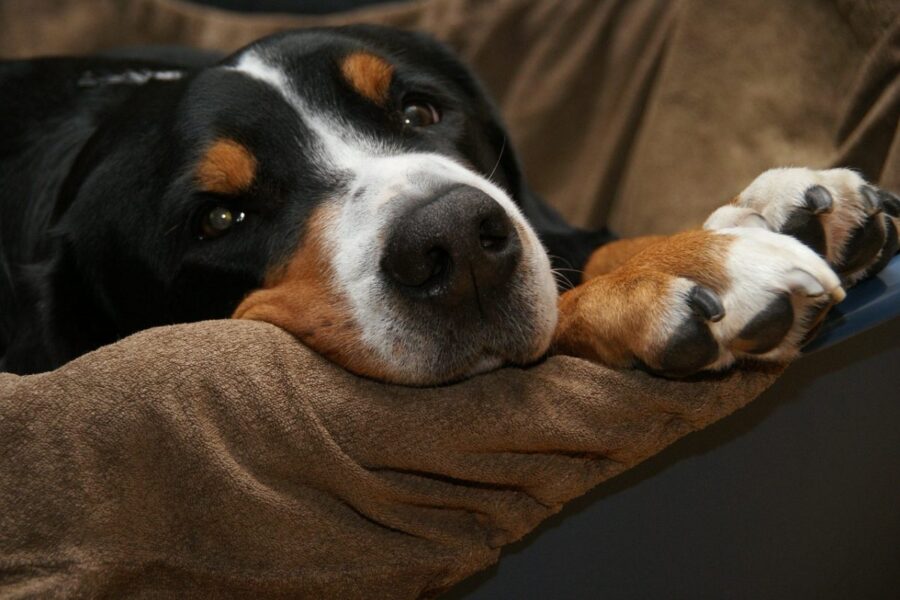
[804,254,900,352]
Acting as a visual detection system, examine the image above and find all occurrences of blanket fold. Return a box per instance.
[0,320,777,598]
[2,0,899,597]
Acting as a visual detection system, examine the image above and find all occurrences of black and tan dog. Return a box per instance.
[1,26,898,382]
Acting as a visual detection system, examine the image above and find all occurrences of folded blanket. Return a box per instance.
[0,320,778,598]
[1,0,899,597]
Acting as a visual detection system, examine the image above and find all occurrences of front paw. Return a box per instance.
[705,168,900,285]
[555,229,844,377]
[654,228,844,376]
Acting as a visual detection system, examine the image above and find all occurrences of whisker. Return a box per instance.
[551,267,583,275]
[545,255,584,275]
[551,268,575,289]
[487,136,507,181]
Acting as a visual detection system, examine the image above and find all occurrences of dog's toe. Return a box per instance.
[733,293,794,354]
[780,186,832,256]
[835,207,887,278]
[651,285,724,376]
[657,314,720,377]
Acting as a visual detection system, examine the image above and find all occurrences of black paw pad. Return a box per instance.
[835,213,886,276]
[734,293,794,354]
[656,317,720,377]
[881,190,900,218]
[860,185,884,217]
[859,214,899,280]
[781,195,828,256]
[688,285,725,322]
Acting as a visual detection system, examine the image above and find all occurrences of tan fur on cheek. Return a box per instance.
[339,51,394,105]
[231,208,391,380]
[195,138,257,195]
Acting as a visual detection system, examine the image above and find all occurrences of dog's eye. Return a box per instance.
[198,205,245,240]
[401,101,440,128]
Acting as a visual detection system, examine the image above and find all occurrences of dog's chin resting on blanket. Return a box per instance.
[2,2,900,598]
[0,26,898,386]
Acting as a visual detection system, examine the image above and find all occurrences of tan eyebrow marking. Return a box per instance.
[339,51,394,106]
[195,138,257,195]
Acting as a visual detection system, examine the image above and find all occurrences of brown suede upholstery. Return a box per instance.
[1,0,899,597]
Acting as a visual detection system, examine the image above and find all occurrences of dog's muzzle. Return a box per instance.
[380,185,522,307]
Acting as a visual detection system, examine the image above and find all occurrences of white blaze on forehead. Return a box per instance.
[228,52,531,214]
[229,52,374,168]
[228,51,558,373]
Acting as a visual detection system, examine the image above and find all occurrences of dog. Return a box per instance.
[1,26,898,383]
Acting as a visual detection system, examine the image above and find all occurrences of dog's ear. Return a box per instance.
[4,125,125,373]
[4,65,190,373]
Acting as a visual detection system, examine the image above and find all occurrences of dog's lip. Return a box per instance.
[468,354,505,376]
[439,339,548,383]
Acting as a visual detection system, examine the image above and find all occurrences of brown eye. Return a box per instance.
[401,101,440,127]
[198,206,245,240]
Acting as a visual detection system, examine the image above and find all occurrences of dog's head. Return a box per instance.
[54,26,560,384]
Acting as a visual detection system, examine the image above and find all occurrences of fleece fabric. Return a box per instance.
[1,0,899,597]
[0,320,779,598]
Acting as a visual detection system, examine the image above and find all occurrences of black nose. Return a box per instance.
[381,186,522,305]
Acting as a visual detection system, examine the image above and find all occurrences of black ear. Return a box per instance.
[0,247,116,374]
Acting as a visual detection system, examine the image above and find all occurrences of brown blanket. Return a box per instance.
[1,0,899,597]
[0,321,778,598]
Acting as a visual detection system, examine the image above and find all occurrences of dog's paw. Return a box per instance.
[704,168,900,286]
[644,228,844,376]
[555,229,844,377]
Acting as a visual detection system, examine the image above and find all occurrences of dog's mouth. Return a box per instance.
[233,182,558,385]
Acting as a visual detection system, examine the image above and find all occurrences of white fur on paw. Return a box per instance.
[704,167,870,268]
[706,227,843,369]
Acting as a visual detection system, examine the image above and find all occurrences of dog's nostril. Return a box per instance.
[382,244,452,288]
[478,215,511,252]
[382,186,522,304]
[480,236,504,250]
[424,247,451,282]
